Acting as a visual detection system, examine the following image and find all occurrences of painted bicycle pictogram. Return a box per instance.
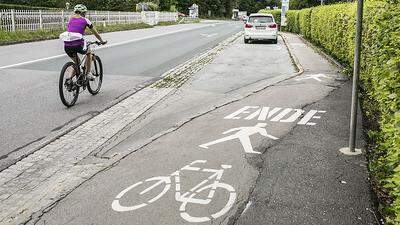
[111,160,236,223]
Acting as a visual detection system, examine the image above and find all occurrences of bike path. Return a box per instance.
[34,34,376,225]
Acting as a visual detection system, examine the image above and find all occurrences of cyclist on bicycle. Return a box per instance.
[61,4,107,81]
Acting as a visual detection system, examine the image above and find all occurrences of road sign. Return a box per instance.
[281,0,290,26]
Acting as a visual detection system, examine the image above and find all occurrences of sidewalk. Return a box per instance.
[234,33,377,225]
[0,32,377,225]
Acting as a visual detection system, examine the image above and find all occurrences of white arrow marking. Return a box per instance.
[295,74,331,82]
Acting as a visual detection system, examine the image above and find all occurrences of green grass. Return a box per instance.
[90,22,152,33]
[0,23,151,46]
[0,19,199,46]
[156,21,180,26]
[157,18,200,26]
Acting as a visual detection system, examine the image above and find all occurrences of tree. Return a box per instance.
[159,0,178,11]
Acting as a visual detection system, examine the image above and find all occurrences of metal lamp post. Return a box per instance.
[340,0,364,156]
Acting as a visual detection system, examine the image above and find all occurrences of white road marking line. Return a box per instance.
[242,201,252,214]
[0,24,219,70]
[200,33,219,38]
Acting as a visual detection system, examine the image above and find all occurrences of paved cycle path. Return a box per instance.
[32,34,376,225]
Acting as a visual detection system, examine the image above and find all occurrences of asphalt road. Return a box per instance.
[0,21,242,160]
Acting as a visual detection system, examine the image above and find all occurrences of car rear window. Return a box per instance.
[248,16,273,23]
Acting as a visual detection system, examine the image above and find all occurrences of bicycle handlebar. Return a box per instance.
[87,41,107,46]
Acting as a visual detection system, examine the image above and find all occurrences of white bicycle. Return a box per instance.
[111,160,236,223]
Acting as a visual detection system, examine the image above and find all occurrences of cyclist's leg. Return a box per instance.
[67,54,80,79]
[64,46,81,79]
[72,54,80,66]
[84,50,92,75]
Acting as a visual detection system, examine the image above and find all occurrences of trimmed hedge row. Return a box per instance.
[281,2,400,224]
[0,3,59,10]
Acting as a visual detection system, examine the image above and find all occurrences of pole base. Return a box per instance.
[339,147,362,156]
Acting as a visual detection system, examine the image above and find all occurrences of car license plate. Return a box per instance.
[256,26,266,30]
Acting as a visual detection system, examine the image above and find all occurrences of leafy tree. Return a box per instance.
[159,0,178,11]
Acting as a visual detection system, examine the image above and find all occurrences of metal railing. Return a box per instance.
[0,9,178,32]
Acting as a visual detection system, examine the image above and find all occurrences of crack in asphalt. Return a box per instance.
[226,123,297,225]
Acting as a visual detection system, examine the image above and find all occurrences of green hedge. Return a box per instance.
[0,3,59,10]
[286,10,300,33]
[284,2,400,224]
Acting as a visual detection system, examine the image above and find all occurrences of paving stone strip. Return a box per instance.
[0,32,243,225]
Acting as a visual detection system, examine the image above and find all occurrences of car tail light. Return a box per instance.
[268,23,277,28]
[245,23,253,28]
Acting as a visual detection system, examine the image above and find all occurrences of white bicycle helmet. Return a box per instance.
[74,4,88,14]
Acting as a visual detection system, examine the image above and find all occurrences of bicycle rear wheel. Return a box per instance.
[88,55,103,95]
[59,62,79,107]
[112,176,171,212]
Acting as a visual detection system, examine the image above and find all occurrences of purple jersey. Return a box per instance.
[64,16,93,47]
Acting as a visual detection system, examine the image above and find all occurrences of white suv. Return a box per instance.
[244,13,278,44]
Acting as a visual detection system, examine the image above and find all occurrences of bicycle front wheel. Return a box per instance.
[59,62,79,107]
[88,55,103,95]
[179,183,236,223]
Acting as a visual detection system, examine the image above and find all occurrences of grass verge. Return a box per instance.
[0,20,198,46]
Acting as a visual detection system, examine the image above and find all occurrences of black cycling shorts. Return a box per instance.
[64,45,87,58]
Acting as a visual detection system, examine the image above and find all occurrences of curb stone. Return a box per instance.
[280,33,304,75]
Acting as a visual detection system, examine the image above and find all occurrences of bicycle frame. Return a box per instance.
[171,160,232,204]
[73,41,99,75]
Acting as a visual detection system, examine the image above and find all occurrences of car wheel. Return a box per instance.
[273,38,278,44]
[244,38,249,44]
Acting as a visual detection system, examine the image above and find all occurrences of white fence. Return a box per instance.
[0,9,178,32]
